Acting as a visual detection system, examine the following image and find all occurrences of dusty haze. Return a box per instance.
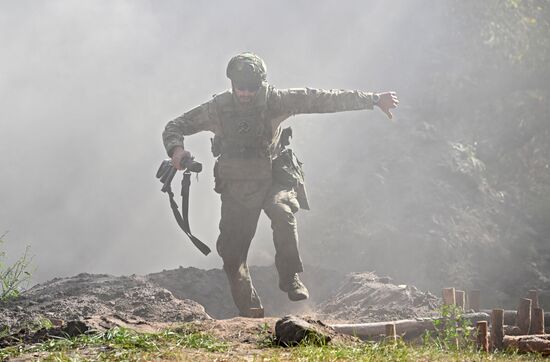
[2,1,548,307]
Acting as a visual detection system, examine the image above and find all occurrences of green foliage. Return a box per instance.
[424,304,474,351]
[0,233,33,300]
[286,339,540,362]
[257,322,277,348]
[0,325,228,361]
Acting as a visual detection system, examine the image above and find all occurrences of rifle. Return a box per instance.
[156,156,211,256]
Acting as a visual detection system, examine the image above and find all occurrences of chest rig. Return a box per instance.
[212,86,274,180]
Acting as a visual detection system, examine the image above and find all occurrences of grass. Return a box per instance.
[0,325,228,361]
[285,341,545,361]
[0,322,546,361]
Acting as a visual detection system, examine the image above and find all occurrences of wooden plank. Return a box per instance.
[385,323,397,342]
[516,298,532,335]
[476,321,489,352]
[531,308,545,335]
[491,309,504,351]
[455,290,465,311]
[443,288,456,306]
[527,290,540,309]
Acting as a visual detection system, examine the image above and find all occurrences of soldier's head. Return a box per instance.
[226,52,267,104]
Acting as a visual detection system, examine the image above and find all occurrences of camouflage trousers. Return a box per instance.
[216,179,304,317]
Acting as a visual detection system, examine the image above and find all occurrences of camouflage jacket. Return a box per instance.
[162,86,375,158]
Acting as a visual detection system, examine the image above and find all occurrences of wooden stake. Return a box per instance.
[443,288,456,305]
[476,321,489,352]
[528,290,540,334]
[455,290,465,311]
[531,308,545,335]
[491,309,504,351]
[469,290,481,312]
[482,309,550,330]
[249,308,264,318]
[527,290,540,309]
[516,298,532,335]
[385,323,397,342]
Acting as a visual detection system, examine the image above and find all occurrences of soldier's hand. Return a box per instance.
[375,92,399,119]
[171,146,192,170]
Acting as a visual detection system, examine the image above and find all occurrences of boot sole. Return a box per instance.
[288,292,309,301]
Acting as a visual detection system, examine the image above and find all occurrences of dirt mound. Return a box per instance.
[0,267,441,335]
[0,273,210,332]
[317,272,440,323]
[147,264,346,319]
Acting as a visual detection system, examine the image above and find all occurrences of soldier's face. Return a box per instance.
[233,82,260,104]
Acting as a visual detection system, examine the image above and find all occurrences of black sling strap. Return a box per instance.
[165,171,211,255]
[158,160,211,256]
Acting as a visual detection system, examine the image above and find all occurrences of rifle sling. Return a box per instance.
[166,171,211,256]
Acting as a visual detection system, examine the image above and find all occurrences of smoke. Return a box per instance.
[2,0,540,303]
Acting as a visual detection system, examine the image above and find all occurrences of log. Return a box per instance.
[455,290,465,311]
[469,290,480,312]
[516,298,532,335]
[531,308,545,335]
[476,321,489,352]
[503,335,550,355]
[462,312,492,324]
[329,313,490,340]
[443,288,456,305]
[491,309,504,351]
[481,309,517,325]
[385,323,397,342]
[331,319,435,340]
[504,325,523,336]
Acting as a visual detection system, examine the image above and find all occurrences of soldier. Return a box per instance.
[162,52,399,317]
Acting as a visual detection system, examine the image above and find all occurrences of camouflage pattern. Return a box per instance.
[226,52,267,83]
[163,85,375,316]
[163,86,375,157]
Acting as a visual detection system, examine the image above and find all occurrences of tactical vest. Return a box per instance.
[212,86,274,180]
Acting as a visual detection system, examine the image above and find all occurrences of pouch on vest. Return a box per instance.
[272,148,310,210]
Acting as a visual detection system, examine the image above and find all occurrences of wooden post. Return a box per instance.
[527,290,540,334]
[527,290,540,309]
[443,288,456,305]
[531,308,545,335]
[455,290,465,311]
[516,298,532,335]
[491,309,504,351]
[469,290,481,312]
[249,308,264,318]
[476,321,489,352]
[385,323,397,342]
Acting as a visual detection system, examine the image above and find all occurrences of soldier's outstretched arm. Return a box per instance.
[271,88,398,119]
[375,92,399,119]
[162,100,218,169]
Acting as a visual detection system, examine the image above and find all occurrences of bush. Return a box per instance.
[0,232,33,300]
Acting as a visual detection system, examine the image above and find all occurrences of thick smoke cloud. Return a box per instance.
[1,1,455,285]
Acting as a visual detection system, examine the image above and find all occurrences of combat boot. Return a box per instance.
[279,273,309,301]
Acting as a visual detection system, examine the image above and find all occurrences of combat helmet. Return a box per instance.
[226,52,267,85]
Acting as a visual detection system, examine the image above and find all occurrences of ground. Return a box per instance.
[0,266,545,360]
